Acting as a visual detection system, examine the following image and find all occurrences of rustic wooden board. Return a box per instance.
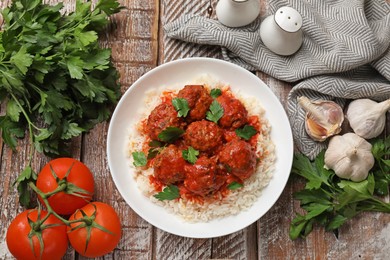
[1,0,389,259]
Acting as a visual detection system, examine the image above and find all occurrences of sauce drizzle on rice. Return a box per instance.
[128,75,276,222]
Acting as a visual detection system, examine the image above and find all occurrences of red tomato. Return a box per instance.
[6,209,68,260]
[36,158,94,215]
[67,202,121,258]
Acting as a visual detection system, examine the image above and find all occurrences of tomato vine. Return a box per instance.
[6,159,121,259]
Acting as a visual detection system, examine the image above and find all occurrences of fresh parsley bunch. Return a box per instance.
[0,0,122,206]
[290,136,390,240]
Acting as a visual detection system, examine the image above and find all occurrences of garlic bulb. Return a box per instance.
[324,133,374,182]
[346,98,390,139]
[297,96,344,142]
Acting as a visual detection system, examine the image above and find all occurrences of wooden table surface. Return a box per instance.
[1,0,389,259]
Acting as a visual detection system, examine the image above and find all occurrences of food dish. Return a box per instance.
[127,79,275,222]
[107,57,294,238]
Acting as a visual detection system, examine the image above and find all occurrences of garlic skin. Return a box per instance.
[324,133,374,182]
[297,96,344,142]
[346,98,390,139]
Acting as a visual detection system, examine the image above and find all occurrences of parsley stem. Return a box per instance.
[363,198,390,212]
[0,62,9,69]
[5,11,26,31]
[9,92,36,166]
[9,92,44,131]
[58,12,92,31]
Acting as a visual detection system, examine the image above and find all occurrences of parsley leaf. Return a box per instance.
[172,98,190,117]
[14,166,37,208]
[292,152,331,190]
[132,151,147,167]
[147,140,164,159]
[153,185,180,201]
[96,0,123,16]
[182,147,199,164]
[206,100,224,124]
[0,116,25,150]
[6,98,23,122]
[158,127,185,143]
[210,88,222,98]
[227,181,243,190]
[10,46,34,75]
[235,125,257,140]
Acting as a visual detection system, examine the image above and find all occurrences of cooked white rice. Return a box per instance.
[127,74,276,222]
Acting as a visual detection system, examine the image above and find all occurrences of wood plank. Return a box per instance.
[76,0,160,259]
[160,0,221,64]
[155,1,217,258]
[155,1,258,259]
[258,77,334,259]
[212,223,258,260]
[0,136,34,260]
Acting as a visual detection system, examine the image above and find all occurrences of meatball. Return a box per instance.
[146,103,183,140]
[153,145,186,185]
[218,140,257,180]
[178,85,212,121]
[216,94,248,129]
[184,156,225,196]
[184,120,223,152]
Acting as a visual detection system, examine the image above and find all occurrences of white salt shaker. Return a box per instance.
[259,6,303,56]
[216,0,261,27]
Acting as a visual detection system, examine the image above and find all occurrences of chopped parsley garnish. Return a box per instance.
[149,140,163,147]
[154,185,180,201]
[132,151,147,167]
[158,127,185,143]
[172,98,190,117]
[147,149,159,160]
[182,147,199,164]
[224,164,232,173]
[227,182,243,190]
[236,125,257,140]
[147,140,164,159]
[206,100,224,124]
[210,88,222,98]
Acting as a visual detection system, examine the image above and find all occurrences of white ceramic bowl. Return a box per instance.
[107,57,293,238]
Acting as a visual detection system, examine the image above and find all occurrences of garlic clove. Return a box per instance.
[346,98,390,139]
[324,133,374,182]
[297,96,344,142]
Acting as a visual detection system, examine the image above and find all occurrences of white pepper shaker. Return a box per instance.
[216,0,261,28]
[259,6,303,56]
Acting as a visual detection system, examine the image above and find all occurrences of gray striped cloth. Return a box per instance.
[164,0,390,159]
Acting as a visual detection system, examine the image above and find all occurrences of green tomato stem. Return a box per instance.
[28,182,100,230]
[28,182,70,225]
[42,181,67,198]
